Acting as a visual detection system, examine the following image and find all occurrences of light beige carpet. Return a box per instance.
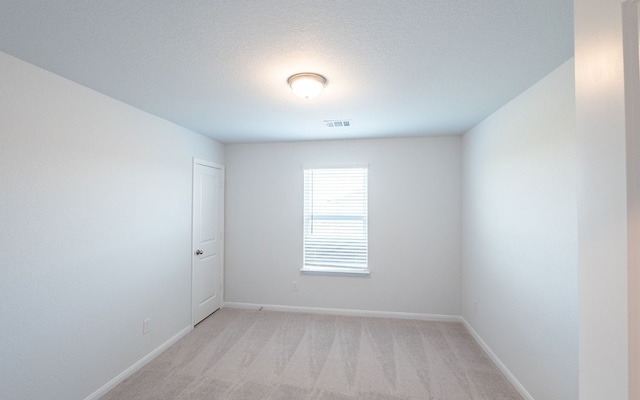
[102,308,523,400]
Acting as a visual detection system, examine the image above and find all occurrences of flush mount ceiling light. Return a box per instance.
[287,73,327,99]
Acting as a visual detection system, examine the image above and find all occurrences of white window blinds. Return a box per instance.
[303,166,368,270]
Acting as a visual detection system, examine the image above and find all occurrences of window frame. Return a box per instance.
[301,164,370,276]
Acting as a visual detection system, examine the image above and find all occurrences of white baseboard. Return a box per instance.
[84,325,193,400]
[461,318,534,400]
[223,302,462,322]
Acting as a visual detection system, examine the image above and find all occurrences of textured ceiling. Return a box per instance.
[0,1,573,144]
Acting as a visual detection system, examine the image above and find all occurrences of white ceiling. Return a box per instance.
[0,1,573,144]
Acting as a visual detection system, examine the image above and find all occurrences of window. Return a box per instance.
[302,166,369,274]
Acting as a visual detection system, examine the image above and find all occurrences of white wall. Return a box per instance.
[574,1,631,398]
[225,137,462,316]
[0,51,224,400]
[461,59,577,400]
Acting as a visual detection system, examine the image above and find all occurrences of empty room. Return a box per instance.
[1,1,637,400]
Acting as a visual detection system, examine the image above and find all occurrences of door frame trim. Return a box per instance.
[623,1,640,396]
[191,158,225,327]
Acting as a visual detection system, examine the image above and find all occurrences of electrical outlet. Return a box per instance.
[143,318,151,334]
[292,281,298,291]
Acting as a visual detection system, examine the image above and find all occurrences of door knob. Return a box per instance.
[195,250,203,255]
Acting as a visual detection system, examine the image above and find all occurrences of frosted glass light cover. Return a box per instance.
[288,73,327,99]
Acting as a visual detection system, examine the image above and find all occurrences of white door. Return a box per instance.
[192,160,224,325]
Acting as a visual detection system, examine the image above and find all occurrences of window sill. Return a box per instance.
[300,266,370,276]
